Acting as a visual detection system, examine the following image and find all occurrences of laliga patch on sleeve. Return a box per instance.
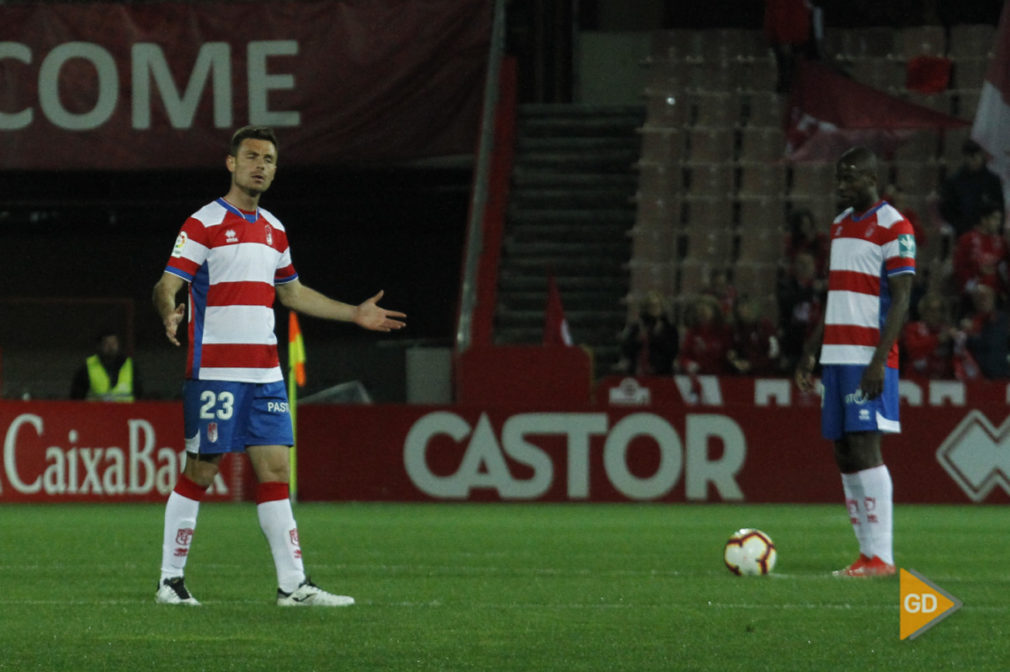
[172,232,188,258]
[898,233,916,259]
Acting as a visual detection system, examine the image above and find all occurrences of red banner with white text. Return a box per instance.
[0,0,489,169]
[296,377,1010,504]
[2,377,1009,504]
[0,401,245,502]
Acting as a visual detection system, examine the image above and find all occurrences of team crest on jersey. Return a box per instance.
[898,234,916,259]
[264,224,273,246]
[172,232,188,257]
[225,229,239,244]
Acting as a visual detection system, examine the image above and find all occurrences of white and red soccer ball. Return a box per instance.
[724,528,777,576]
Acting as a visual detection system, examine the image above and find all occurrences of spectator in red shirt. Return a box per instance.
[677,295,732,375]
[702,266,737,319]
[952,198,1007,306]
[727,295,781,376]
[900,293,960,379]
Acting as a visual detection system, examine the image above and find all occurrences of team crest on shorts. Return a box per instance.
[208,422,218,443]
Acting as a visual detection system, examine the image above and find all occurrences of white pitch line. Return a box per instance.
[0,599,1001,613]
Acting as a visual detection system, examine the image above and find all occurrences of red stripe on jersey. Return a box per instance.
[182,216,211,245]
[167,257,201,278]
[199,344,280,369]
[206,281,275,307]
[829,270,880,295]
[886,257,915,273]
[824,324,879,346]
[275,264,296,282]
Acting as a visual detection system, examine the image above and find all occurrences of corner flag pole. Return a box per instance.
[288,311,307,502]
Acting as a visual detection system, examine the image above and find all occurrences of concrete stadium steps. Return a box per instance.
[494,104,644,370]
[510,186,631,210]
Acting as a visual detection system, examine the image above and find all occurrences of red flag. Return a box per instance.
[785,61,968,162]
[971,2,1010,220]
[543,275,573,346]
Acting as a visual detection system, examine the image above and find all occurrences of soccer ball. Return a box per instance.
[723,528,777,576]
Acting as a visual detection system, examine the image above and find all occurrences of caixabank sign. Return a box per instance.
[0,402,243,502]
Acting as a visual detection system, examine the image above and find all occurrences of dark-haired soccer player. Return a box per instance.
[796,146,915,578]
[153,126,405,605]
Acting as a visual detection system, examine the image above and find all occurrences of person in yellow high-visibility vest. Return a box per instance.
[70,331,142,402]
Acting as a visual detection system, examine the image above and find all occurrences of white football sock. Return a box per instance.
[858,465,894,565]
[160,475,206,581]
[840,472,870,558]
[257,483,306,593]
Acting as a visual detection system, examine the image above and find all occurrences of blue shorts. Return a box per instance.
[820,364,901,441]
[183,380,294,455]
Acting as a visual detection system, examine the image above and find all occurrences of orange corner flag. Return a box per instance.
[900,569,962,640]
[288,311,306,387]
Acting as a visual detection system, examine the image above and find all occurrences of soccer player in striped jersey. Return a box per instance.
[795,146,915,578]
[152,126,406,606]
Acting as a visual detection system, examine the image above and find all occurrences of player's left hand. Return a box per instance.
[354,290,406,332]
[794,354,816,392]
[859,361,886,399]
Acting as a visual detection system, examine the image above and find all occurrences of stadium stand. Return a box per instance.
[630,22,992,360]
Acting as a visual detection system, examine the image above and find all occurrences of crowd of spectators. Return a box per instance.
[619,138,1010,382]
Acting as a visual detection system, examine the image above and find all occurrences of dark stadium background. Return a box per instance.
[1,0,1003,399]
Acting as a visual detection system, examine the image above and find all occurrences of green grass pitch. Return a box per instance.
[1,502,1007,671]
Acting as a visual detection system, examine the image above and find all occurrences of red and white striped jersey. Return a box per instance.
[164,198,297,382]
[820,200,916,367]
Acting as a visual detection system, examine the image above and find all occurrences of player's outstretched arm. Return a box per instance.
[351,290,407,332]
[276,280,406,332]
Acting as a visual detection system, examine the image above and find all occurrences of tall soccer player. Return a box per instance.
[795,146,914,578]
[152,126,406,605]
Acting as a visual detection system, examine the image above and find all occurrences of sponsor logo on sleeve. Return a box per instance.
[898,233,916,259]
[171,232,188,258]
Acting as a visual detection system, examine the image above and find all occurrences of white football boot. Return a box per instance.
[155,577,201,605]
[277,578,354,607]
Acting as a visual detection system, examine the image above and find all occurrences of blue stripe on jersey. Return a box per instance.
[189,262,211,375]
[850,201,887,222]
[878,265,891,333]
[165,267,194,282]
[215,197,259,223]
